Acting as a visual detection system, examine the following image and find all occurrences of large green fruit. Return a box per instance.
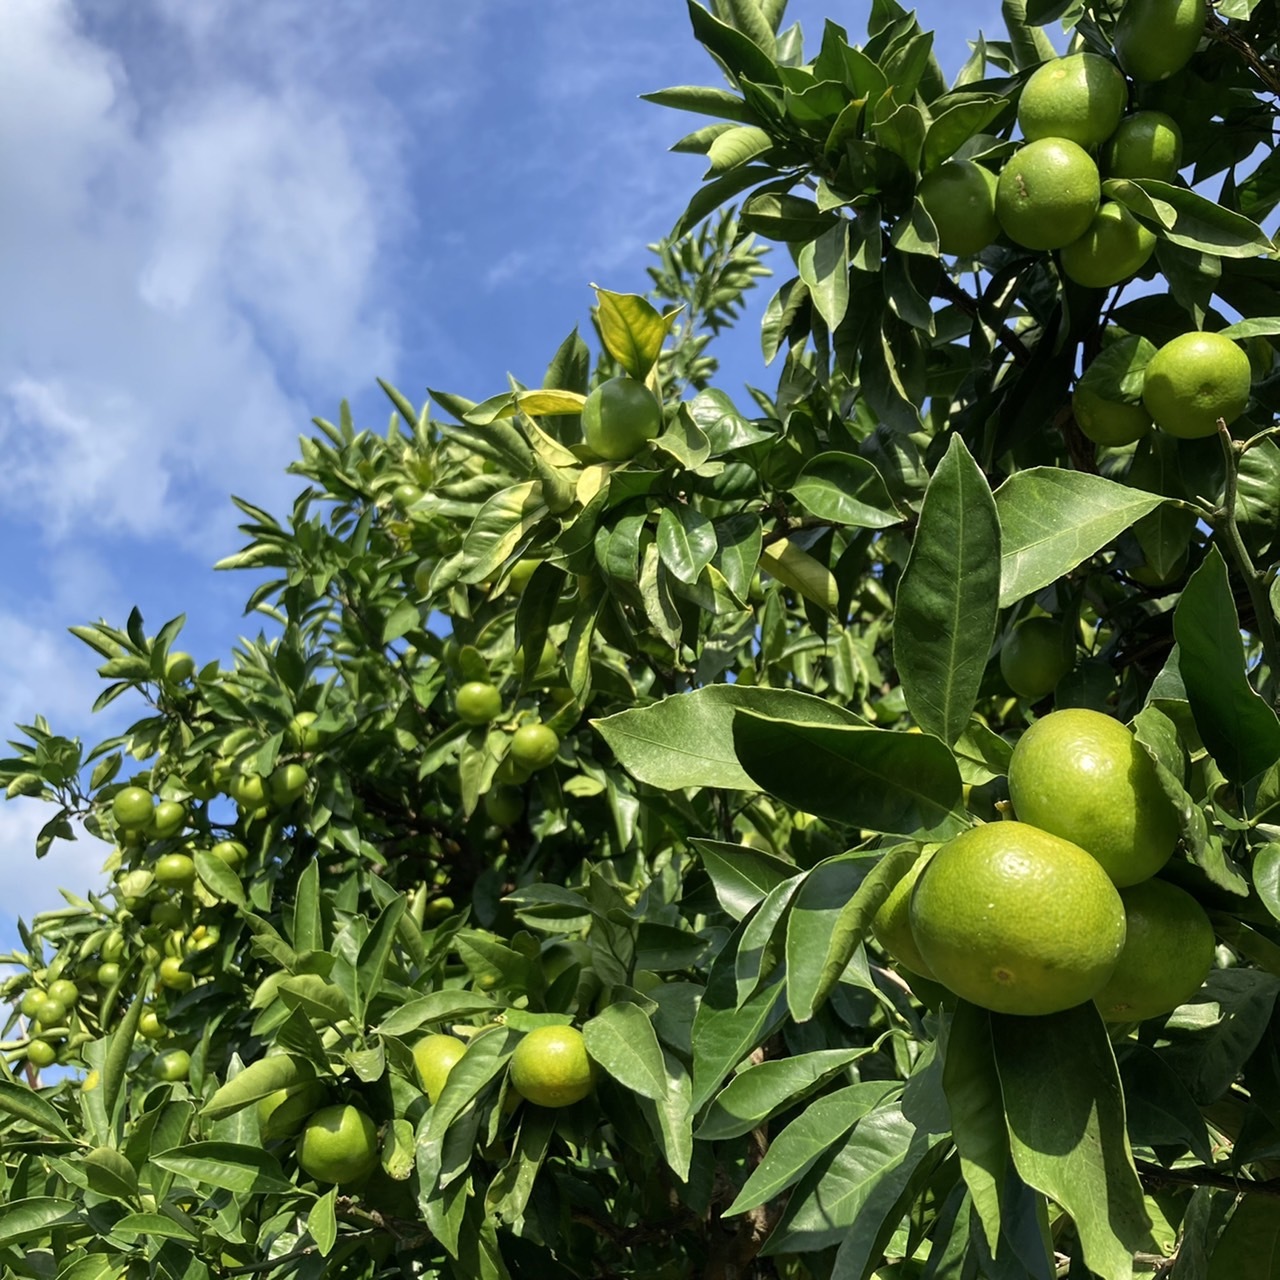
[910,822,1125,1016]
[996,139,1100,250]
[581,377,663,461]
[297,1105,380,1185]
[1101,111,1183,181]
[1017,52,1127,149]
[1059,202,1156,289]
[112,786,155,830]
[509,1026,594,1108]
[1007,708,1179,886]
[1142,331,1252,439]
[916,161,999,256]
[456,681,502,726]
[1114,0,1206,83]
[413,1034,467,1103]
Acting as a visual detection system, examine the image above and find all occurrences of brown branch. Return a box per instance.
[1205,9,1280,98]
[934,271,1033,366]
[1136,1158,1280,1199]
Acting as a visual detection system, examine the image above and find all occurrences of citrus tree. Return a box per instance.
[3,1,1280,1277]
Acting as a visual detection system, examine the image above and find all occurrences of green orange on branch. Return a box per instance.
[456,681,502,726]
[580,377,664,461]
[1007,708,1179,886]
[916,161,999,256]
[1017,52,1127,149]
[999,616,1075,700]
[1142,331,1252,439]
[509,1025,594,1108]
[909,821,1126,1016]
[297,1104,380,1186]
[996,138,1100,250]
[413,1034,467,1103]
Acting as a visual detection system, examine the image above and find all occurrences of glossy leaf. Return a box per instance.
[991,1004,1154,1279]
[895,435,999,745]
[692,837,797,920]
[149,1143,294,1195]
[725,1080,901,1214]
[731,713,965,837]
[583,1003,668,1101]
[1174,546,1280,784]
[995,468,1167,607]
[594,684,864,792]
[789,452,902,529]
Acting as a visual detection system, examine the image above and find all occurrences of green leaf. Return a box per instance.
[0,1198,81,1244]
[1116,1044,1214,1166]
[486,1108,554,1224]
[640,84,761,125]
[1076,334,1156,403]
[637,1047,695,1180]
[731,714,965,838]
[110,1213,199,1242]
[895,436,1000,746]
[593,287,676,381]
[1104,178,1276,259]
[671,163,777,240]
[1207,1193,1280,1278]
[943,1001,1009,1253]
[691,926,788,1111]
[292,859,323,953]
[699,1046,875,1140]
[740,193,839,242]
[1174,546,1280,785]
[459,482,550,586]
[582,1003,668,1100]
[84,1147,138,1200]
[725,1080,901,1214]
[194,849,246,909]
[593,684,864,792]
[308,1188,338,1256]
[0,1080,74,1139]
[991,1004,1154,1279]
[1254,844,1280,925]
[657,506,717,584]
[687,0,782,88]
[707,124,774,172]
[994,468,1167,607]
[789,452,902,529]
[203,1055,316,1122]
[922,97,1006,170]
[1160,967,1280,1104]
[149,1143,295,1194]
[354,894,407,1024]
[692,837,797,920]
[278,973,351,1022]
[798,221,850,332]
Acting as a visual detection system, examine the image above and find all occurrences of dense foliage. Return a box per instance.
[3,1,1280,1277]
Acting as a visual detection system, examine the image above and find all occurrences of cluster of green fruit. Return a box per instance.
[455,679,563,823]
[918,0,1208,282]
[225,1026,594,1189]
[875,708,1215,1022]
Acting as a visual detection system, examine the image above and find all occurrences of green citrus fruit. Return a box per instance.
[484,785,524,827]
[581,377,663,461]
[287,710,323,751]
[870,851,936,978]
[297,1104,380,1185]
[506,559,539,593]
[1059,201,1156,288]
[456,681,502,726]
[165,651,196,683]
[258,1079,328,1141]
[1072,383,1153,446]
[909,821,1126,1015]
[20,989,44,1018]
[34,996,67,1027]
[47,979,80,1007]
[229,773,268,809]
[1101,111,1183,181]
[1000,616,1076,700]
[413,1034,467,1103]
[1093,879,1214,1022]
[27,1040,58,1068]
[96,962,121,987]
[139,1010,168,1040]
[158,956,194,991]
[391,483,422,511]
[154,853,196,890]
[1007,708,1179,886]
[1114,0,1206,83]
[916,161,999,256]
[210,840,249,869]
[151,800,187,839]
[509,1025,594,1108]
[1017,53,1128,148]
[112,786,155,830]
[996,139,1101,250]
[510,723,560,772]
[154,1049,191,1082]
[270,763,309,807]
[1142,331,1252,439]
[412,558,433,598]
[101,931,126,963]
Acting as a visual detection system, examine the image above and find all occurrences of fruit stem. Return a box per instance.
[1215,420,1280,700]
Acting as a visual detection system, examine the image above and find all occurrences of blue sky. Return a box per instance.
[0,0,1017,936]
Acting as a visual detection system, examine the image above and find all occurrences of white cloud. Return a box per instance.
[0,803,109,941]
[0,0,429,549]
